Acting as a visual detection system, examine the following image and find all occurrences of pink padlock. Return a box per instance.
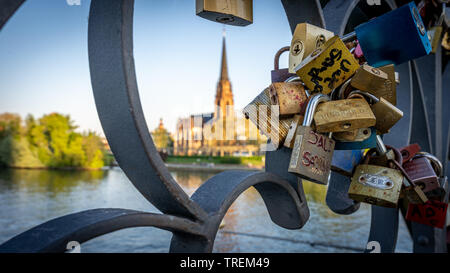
[354,40,364,58]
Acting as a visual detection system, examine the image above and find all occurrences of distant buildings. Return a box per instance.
[173,34,266,156]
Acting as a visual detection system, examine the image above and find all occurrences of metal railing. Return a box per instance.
[0,0,448,253]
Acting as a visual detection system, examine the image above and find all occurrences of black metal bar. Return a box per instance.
[0,0,25,30]
[0,209,204,253]
[170,170,309,252]
[87,0,207,221]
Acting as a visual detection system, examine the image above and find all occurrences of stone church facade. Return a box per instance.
[173,35,266,156]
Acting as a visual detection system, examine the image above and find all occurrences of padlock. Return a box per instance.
[442,28,450,50]
[348,146,404,208]
[243,87,294,148]
[294,35,360,95]
[312,93,376,133]
[288,93,335,185]
[384,150,429,204]
[347,90,403,135]
[399,143,422,163]
[403,152,441,194]
[269,82,308,116]
[271,46,297,83]
[351,64,397,106]
[333,127,373,143]
[406,199,448,228]
[333,127,377,151]
[196,0,253,26]
[360,136,428,205]
[351,1,431,67]
[284,114,303,148]
[427,2,446,53]
[288,23,334,73]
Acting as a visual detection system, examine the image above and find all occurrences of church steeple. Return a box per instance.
[214,28,234,119]
[220,34,229,81]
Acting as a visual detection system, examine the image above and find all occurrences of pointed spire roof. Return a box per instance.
[219,28,229,81]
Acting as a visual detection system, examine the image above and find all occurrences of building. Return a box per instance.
[173,33,266,156]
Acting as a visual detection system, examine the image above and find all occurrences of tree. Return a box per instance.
[151,118,173,150]
[0,112,110,169]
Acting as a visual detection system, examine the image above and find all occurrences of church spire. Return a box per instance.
[220,28,229,81]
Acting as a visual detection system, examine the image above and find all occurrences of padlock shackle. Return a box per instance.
[341,31,356,43]
[274,46,290,71]
[302,93,330,127]
[337,78,352,99]
[348,90,380,104]
[413,152,444,178]
[375,135,387,156]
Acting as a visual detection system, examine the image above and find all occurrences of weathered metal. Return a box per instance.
[0,0,447,253]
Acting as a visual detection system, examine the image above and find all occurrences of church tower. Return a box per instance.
[214,32,234,119]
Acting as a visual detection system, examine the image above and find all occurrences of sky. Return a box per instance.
[0,0,293,136]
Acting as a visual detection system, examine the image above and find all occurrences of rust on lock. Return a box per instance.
[348,164,403,208]
[269,82,308,116]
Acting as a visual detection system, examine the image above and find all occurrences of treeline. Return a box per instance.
[0,113,112,169]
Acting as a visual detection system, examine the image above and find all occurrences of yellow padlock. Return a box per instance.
[294,36,360,95]
[288,23,334,74]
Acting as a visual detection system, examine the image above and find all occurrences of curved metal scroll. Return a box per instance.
[170,171,309,252]
[88,0,207,221]
[0,209,204,253]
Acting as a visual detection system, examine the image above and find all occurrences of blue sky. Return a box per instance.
[0,0,293,136]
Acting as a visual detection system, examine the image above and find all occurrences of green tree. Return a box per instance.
[151,118,173,150]
[0,112,110,169]
[0,113,43,168]
[82,131,107,169]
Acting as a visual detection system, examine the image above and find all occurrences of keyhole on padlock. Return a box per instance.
[401,150,409,158]
[316,35,326,48]
[342,123,352,129]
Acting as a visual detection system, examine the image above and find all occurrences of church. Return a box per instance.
[173,34,266,156]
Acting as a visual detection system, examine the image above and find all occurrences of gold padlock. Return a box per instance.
[428,26,444,53]
[196,0,253,26]
[268,82,308,116]
[442,29,450,51]
[333,127,372,142]
[312,97,376,133]
[243,87,294,148]
[294,35,360,95]
[350,64,397,106]
[348,90,403,135]
[377,64,397,105]
[288,23,334,73]
[348,148,403,208]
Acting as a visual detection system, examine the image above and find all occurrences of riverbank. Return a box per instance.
[166,163,264,172]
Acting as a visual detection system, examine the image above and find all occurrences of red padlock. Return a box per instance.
[399,143,421,163]
[406,200,448,229]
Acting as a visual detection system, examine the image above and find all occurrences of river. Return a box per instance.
[0,167,414,253]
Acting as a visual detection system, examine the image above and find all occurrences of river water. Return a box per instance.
[0,167,414,253]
